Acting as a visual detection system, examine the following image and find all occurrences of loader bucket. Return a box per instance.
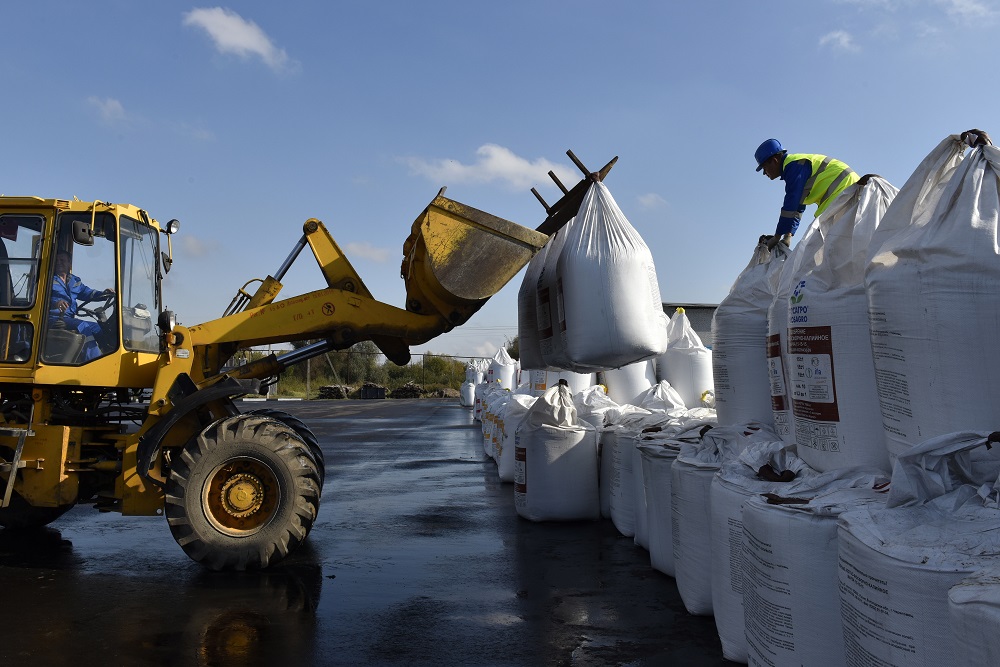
[401,194,549,326]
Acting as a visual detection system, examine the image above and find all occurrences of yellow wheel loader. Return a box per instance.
[0,153,615,570]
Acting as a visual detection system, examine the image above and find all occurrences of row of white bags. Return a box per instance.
[715,133,1000,477]
[714,175,899,474]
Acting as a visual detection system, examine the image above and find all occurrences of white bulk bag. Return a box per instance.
[639,419,718,577]
[885,430,1000,508]
[742,478,888,667]
[524,369,595,397]
[712,241,787,428]
[598,428,618,519]
[631,440,649,550]
[838,431,1000,666]
[767,221,820,443]
[574,385,619,432]
[640,441,682,576]
[838,487,1000,666]
[609,428,640,538]
[671,423,775,616]
[460,381,476,407]
[556,182,668,370]
[487,348,517,390]
[603,360,656,406]
[498,394,537,483]
[636,380,685,414]
[710,440,815,663]
[536,226,572,368]
[949,566,1000,666]
[514,384,599,521]
[657,308,714,409]
[517,245,550,370]
[465,361,478,384]
[864,135,1000,463]
[474,382,487,421]
[787,177,898,473]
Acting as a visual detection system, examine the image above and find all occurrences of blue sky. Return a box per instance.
[1,1,996,358]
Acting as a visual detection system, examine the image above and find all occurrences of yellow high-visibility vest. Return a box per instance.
[784,153,859,215]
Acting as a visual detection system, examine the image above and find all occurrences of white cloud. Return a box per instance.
[637,193,667,210]
[88,96,126,124]
[940,0,998,21]
[182,7,293,72]
[819,30,861,52]
[343,241,391,263]
[173,121,215,142]
[401,144,578,191]
[180,235,220,258]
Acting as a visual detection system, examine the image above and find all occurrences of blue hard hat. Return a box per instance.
[755,139,783,171]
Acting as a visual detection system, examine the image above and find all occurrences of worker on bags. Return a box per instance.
[754,139,858,250]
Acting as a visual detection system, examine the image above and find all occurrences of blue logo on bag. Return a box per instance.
[790,280,806,304]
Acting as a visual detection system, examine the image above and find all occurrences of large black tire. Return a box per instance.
[247,409,326,488]
[0,492,73,529]
[165,415,321,571]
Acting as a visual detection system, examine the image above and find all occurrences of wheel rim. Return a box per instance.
[203,457,280,536]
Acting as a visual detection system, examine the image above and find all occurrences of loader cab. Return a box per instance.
[40,210,162,366]
[0,199,164,383]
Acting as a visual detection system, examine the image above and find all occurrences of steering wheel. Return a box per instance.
[77,292,116,323]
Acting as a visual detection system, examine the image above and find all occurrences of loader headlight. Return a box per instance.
[158,310,177,333]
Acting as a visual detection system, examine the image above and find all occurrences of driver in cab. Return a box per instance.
[50,250,115,361]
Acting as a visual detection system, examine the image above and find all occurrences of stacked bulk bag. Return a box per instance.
[672,423,776,616]
[656,308,714,409]
[712,240,788,428]
[639,415,716,576]
[710,440,816,663]
[460,381,476,407]
[574,385,619,432]
[603,360,657,406]
[630,439,650,549]
[949,566,1000,666]
[474,382,488,421]
[742,474,888,667]
[838,431,1000,666]
[487,348,517,390]
[514,383,599,521]
[767,221,819,443]
[608,408,677,540]
[636,380,685,413]
[498,394,536,483]
[481,386,508,459]
[865,135,1000,463]
[640,437,685,576]
[785,177,898,473]
[520,369,596,399]
[461,360,479,407]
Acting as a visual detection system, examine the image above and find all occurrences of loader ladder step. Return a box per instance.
[0,427,33,509]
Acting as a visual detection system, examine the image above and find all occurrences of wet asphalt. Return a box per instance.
[0,399,728,667]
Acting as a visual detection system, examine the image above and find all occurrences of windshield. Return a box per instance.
[119,215,160,353]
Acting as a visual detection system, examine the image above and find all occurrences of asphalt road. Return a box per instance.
[0,399,728,667]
